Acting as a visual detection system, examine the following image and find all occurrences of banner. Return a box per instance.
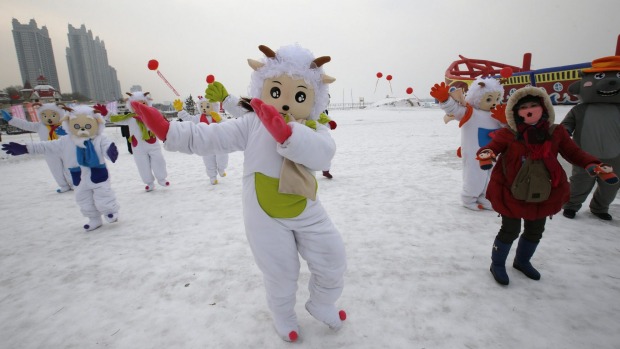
[9,105,26,120]
[24,103,38,122]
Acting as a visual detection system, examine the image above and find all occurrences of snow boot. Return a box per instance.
[513,237,541,280]
[84,216,103,231]
[490,238,512,285]
[305,300,346,331]
[322,170,333,179]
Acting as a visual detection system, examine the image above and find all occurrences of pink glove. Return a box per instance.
[250,98,292,143]
[131,101,170,141]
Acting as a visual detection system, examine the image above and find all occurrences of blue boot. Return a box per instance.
[513,237,541,280]
[490,238,512,286]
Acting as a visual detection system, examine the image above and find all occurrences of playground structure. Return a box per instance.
[444,35,620,105]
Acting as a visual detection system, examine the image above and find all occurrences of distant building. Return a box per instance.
[66,24,122,102]
[20,75,62,103]
[129,85,143,93]
[11,18,61,91]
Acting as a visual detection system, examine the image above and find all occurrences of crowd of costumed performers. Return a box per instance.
[3,43,620,342]
[130,44,347,343]
[2,105,120,231]
[175,96,228,185]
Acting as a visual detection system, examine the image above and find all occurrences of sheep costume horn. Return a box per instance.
[247,44,336,120]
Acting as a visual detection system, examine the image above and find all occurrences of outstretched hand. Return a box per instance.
[250,98,292,144]
[131,101,170,141]
[93,103,108,117]
[205,82,229,103]
[587,163,619,184]
[430,82,450,103]
[2,142,28,156]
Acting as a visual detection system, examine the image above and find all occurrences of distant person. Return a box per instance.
[318,109,337,179]
[476,86,617,286]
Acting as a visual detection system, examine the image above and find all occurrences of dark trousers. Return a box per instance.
[496,215,546,244]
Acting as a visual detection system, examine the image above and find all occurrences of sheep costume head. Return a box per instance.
[248,44,335,121]
[125,91,153,113]
[34,102,66,126]
[464,77,504,111]
[61,105,106,144]
[197,96,219,115]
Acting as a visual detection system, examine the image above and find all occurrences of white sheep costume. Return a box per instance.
[177,98,229,184]
[110,92,169,191]
[7,103,74,192]
[439,77,506,210]
[132,44,347,342]
[26,105,120,231]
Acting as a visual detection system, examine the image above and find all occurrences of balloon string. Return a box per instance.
[388,81,393,94]
[157,70,180,97]
[374,79,379,93]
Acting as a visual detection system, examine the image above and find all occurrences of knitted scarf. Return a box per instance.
[517,120,562,187]
[46,124,60,140]
[76,139,100,168]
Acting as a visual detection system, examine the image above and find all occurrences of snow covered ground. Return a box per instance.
[0,105,619,349]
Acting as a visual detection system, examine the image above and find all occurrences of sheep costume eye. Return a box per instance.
[247,44,336,120]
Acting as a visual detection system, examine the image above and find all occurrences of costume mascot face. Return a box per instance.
[569,57,620,104]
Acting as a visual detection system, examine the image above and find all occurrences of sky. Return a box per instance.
[1,104,619,348]
[1,0,620,105]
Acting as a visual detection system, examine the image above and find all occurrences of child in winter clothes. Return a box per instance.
[476,86,617,286]
[131,44,346,342]
[109,91,169,191]
[177,97,229,185]
[2,104,73,193]
[2,105,120,231]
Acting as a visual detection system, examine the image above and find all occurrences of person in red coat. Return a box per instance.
[476,86,618,286]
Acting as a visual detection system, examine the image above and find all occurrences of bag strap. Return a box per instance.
[501,124,557,176]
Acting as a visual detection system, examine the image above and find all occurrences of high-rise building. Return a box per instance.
[66,24,122,102]
[11,18,61,91]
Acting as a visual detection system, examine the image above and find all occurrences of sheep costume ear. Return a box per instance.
[247,45,336,84]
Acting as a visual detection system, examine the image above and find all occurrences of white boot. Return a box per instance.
[305,300,346,331]
[84,216,103,231]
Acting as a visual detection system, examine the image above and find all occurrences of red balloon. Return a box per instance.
[206,75,215,84]
[147,59,159,71]
[376,72,383,78]
[500,67,513,78]
[386,75,393,81]
[406,87,413,94]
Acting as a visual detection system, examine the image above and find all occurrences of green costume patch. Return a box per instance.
[255,172,307,218]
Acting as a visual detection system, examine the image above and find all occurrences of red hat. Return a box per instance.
[582,56,620,73]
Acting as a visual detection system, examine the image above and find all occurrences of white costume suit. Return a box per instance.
[27,135,120,220]
[177,111,229,183]
[112,116,168,188]
[440,98,504,207]
[8,117,73,191]
[163,113,346,332]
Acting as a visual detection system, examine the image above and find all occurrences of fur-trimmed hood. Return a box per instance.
[505,86,555,132]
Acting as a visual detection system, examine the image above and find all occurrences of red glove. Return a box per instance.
[586,163,619,184]
[250,98,292,144]
[430,82,450,102]
[131,101,170,141]
[328,120,337,130]
[93,103,108,117]
[476,149,496,170]
[491,104,507,124]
